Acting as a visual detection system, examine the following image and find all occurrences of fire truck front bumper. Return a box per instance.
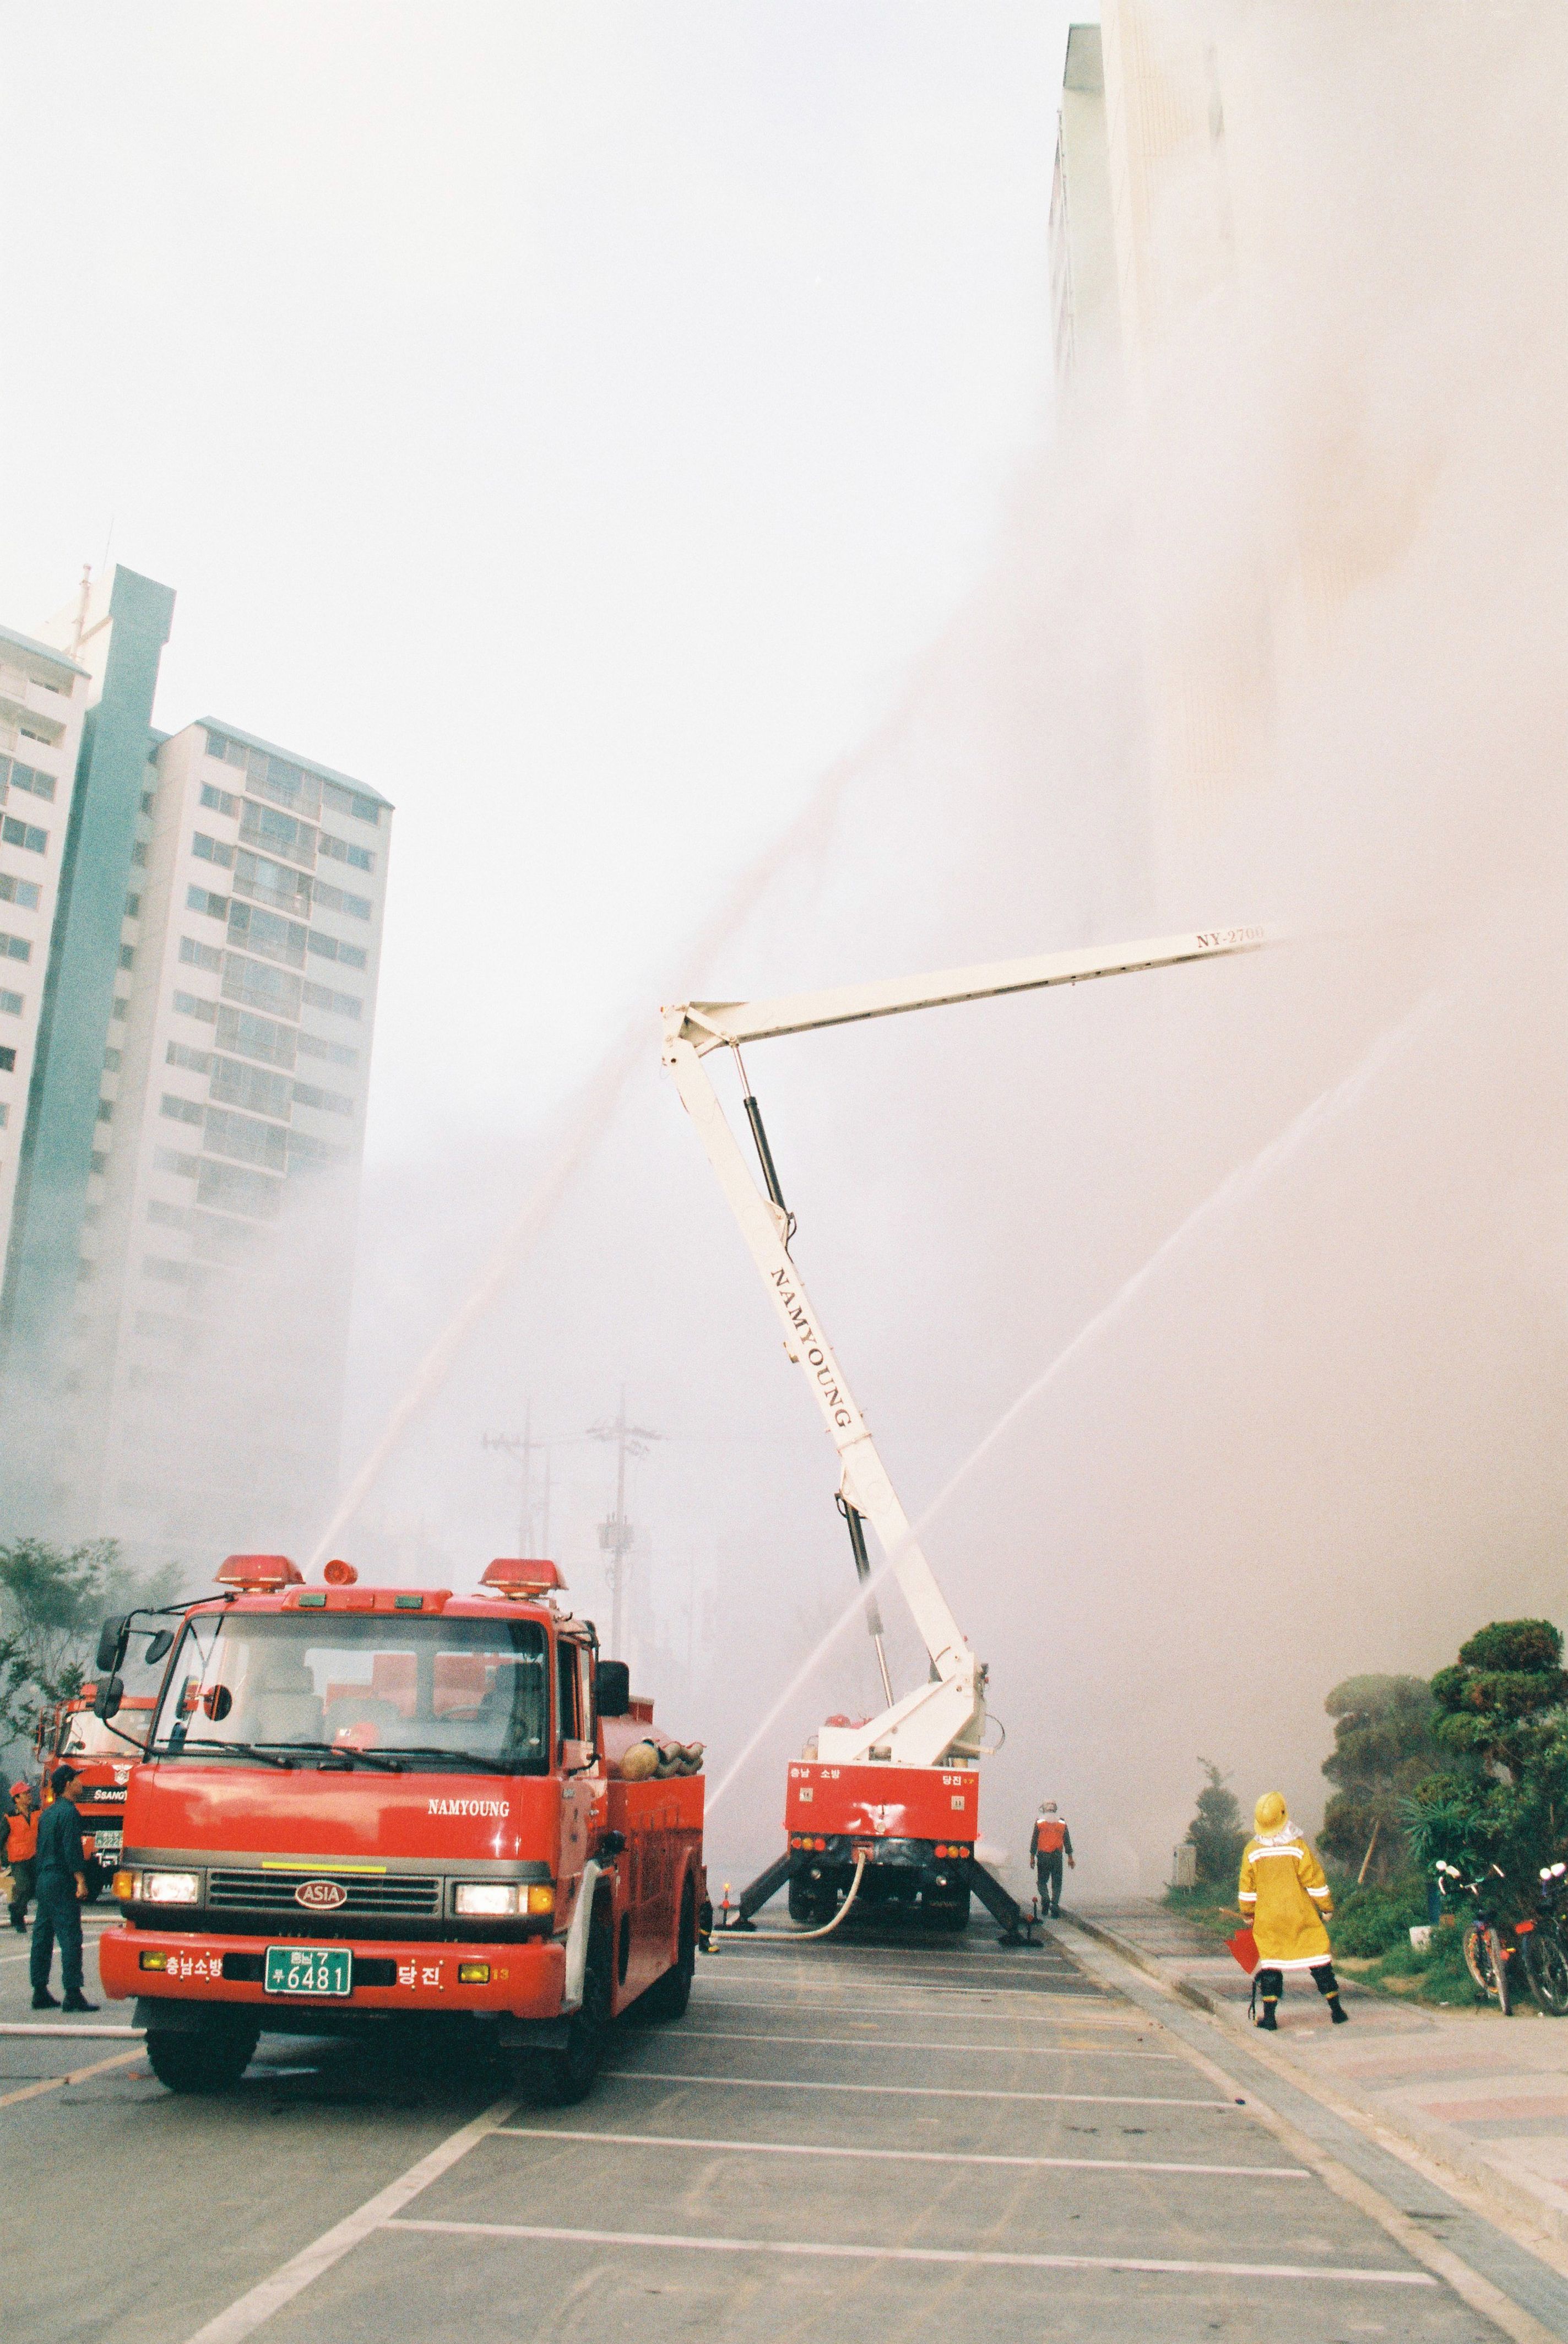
[98,1924,566,2021]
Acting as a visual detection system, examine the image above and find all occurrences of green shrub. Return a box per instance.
[1330,1875,1428,1957]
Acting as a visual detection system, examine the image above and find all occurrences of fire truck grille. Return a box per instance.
[207,1870,442,1918]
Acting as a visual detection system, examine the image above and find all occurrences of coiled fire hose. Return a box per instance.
[716,1850,869,1943]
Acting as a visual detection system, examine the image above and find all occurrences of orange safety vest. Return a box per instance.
[7,1810,37,1862]
[1032,1817,1067,1855]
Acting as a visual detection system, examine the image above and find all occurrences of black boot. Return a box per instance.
[32,1988,59,2009]
[1328,1995,1349,2023]
[61,1992,98,2013]
[1258,2000,1278,2030]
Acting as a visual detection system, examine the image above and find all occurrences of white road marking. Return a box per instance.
[0,2022,141,2037]
[691,1988,1148,2031]
[177,2095,515,2344]
[0,2050,143,2109]
[493,2123,1309,2179]
[602,2069,1233,2108]
[385,2215,1434,2285]
[679,2026,1181,2061]
[699,1972,1110,2012]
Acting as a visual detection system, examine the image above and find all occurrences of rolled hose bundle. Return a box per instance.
[615,1738,705,1781]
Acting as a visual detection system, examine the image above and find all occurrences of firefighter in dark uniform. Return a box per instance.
[31,1767,98,2011]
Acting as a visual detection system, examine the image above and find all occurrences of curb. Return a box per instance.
[1059,1909,1568,2266]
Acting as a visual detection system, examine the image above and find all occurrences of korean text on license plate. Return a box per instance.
[264,1946,351,1997]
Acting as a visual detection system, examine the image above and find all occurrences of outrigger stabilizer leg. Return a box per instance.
[729,1850,794,1929]
[965,1857,1039,1946]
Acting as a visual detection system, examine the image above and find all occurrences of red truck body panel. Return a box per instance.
[784,1760,978,1844]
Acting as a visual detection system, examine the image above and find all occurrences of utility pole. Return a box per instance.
[589,1387,662,1660]
[481,1408,551,1555]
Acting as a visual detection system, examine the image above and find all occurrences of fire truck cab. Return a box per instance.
[35,1692,155,1899]
[95,1553,704,2101]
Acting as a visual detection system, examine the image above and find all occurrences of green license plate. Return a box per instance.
[264,1946,352,1997]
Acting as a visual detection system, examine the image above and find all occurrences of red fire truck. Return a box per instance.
[35,1691,157,1898]
[94,1552,704,2101]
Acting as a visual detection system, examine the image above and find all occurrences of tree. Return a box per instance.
[1319,1674,1440,1882]
[1185,1758,1247,1886]
[0,1537,178,1757]
[1403,1619,1568,1893]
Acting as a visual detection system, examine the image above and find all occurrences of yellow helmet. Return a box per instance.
[1254,1791,1287,1833]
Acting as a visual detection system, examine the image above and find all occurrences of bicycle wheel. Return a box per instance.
[1523,1926,1568,2016]
[1463,1918,1499,1999]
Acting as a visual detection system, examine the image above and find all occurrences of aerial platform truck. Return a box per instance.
[663,925,1264,1935]
[93,1553,704,2099]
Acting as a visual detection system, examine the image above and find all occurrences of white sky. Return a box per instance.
[0,2,1070,1159]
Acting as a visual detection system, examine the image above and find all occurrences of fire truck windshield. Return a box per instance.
[150,1612,551,1771]
[63,1709,149,1756]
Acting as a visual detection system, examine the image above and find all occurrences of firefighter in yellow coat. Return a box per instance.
[1238,1792,1348,2030]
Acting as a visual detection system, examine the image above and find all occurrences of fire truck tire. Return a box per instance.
[924,1885,971,1931]
[644,1878,697,2022]
[145,2018,261,2094]
[524,1906,613,2105]
[788,1872,834,1926]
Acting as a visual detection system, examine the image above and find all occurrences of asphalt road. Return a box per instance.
[0,1907,1539,2343]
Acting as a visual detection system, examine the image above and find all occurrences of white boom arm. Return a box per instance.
[661,925,1266,1766]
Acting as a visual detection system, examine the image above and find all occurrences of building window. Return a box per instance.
[96,1098,113,1122]
[0,1045,14,1075]
[90,1148,108,1174]
[204,729,324,821]
[0,873,40,911]
[321,778,382,826]
[318,832,375,873]
[0,817,46,855]
[295,1031,357,1067]
[199,782,239,818]
[148,1199,189,1229]
[130,840,148,867]
[180,936,224,974]
[110,994,128,1019]
[292,1080,355,1116]
[204,1104,288,1174]
[0,1100,8,1124]
[228,899,306,968]
[103,1045,122,1072]
[215,1003,296,1070]
[234,847,311,915]
[154,1147,199,1179]
[311,881,372,921]
[196,1157,282,1220]
[141,790,156,814]
[193,832,235,870]
[143,1256,191,1284]
[1,758,56,803]
[0,932,30,962]
[167,1041,213,1075]
[0,989,22,1017]
[160,1093,205,1126]
[211,1055,292,1120]
[306,930,367,970]
[125,892,142,919]
[221,952,302,1018]
[301,980,361,1021]
[119,943,136,969]
[238,797,316,871]
[173,989,219,1024]
[186,886,228,921]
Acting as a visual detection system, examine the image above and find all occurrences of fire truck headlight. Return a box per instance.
[143,1870,202,1906]
[454,1882,519,1917]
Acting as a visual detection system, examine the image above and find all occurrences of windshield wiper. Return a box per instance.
[374,1746,533,1774]
[162,1739,297,1770]
[259,1740,406,1773]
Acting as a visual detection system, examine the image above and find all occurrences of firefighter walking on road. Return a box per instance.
[30,1767,98,2012]
[7,1780,37,1933]
[1030,1801,1073,1917]
[1238,1791,1347,2029]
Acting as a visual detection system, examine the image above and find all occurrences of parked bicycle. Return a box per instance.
[1518,1860,1568,2016]
[1434,1859,1518,2015]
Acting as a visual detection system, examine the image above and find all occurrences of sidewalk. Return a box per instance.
[1067,1898,1568,2262]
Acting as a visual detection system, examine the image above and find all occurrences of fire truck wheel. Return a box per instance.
[145,2019,261,2095]
[643,1878,697,2022]
[788,1872,834,1927]
[525,1907,613,2106]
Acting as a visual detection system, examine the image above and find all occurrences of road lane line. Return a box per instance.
[691,1989,1149,2030]
[177,2095,516,2344]
[602,2069,1234,2107]
[493,2123,1309,2178]
[0,2050,143,2108]
[678,2027,1181,2061]
[0,2022,142,2037]
[384,2215,1434,2285]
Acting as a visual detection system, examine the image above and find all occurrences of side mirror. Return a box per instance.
[96,1615,129,1675]
[594,1659,631,1718]
[143,1628,175,1665]
[94,1676,124,1722]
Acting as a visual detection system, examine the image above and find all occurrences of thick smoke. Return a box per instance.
[336,0,1567,1900]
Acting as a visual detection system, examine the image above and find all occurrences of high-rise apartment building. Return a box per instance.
[0,567,392,1571]
[0,620,90,1301]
